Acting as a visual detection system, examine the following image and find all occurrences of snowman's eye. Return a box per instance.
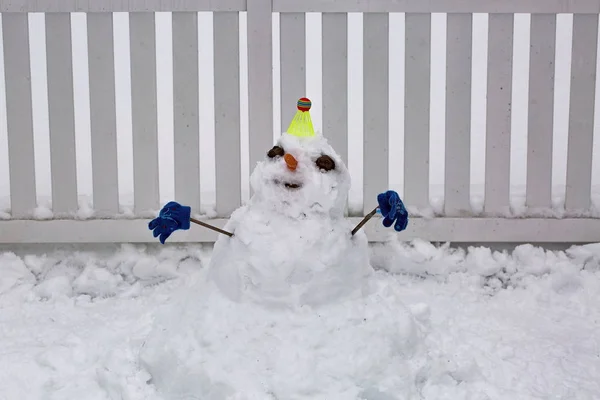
[267,146,285,158]
[315,155,335,171]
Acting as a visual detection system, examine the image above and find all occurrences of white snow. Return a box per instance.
[1,240,599,399]
[139,271,425,399]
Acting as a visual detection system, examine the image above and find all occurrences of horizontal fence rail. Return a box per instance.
[0,0,248,13]
[2,0,600,244]
[4,0,600,14]
[273,0,600,14]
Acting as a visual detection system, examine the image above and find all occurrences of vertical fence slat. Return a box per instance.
[247,0,273,185]
[322,13,348,165]
[172,12,200,211]
[444,13,472,216]
[280,12,305,133]
[46,13,78,216]
[566,14,598,211]
[129,12,159,213]
[214,12,241,216]
[526,14,556,209]
[2,14,36,218]
[404,13,431,210]
[87,13,119,215]
[484,13,513,214]
[363,13,389,215]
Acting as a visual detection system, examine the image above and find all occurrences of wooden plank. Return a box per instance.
[1,0,247,12]
[214,12,241,216]
[45,13,78,216]
[129,12,159,213]
[363,13,389,215]
[404,13,431,210]
[247,0,273,181]
[444,13,472,216]
[172,12,200,211]
[484,14,513,214]
[3,217,600,243]
[279,12,306,133]
[322,13,348,165]
[565,14,598,211]
[2,13,37,218]
[273,0,600,14]
[526,14,556,209]
[87,13,119,215]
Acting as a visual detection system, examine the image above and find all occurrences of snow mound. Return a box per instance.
[0,244,211,302]
[138,272,431,399]
[0,252,36,294]
[371,239,600,295]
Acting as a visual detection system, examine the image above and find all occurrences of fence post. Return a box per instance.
[247,0,274,193]
[2,13,37,218]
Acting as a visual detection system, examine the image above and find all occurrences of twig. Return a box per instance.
[351,206,379,236]
[190,217,234,237]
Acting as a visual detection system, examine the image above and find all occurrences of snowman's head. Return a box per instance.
[249,132,351,219]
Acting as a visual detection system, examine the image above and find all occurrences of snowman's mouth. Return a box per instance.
[273,179,302,190]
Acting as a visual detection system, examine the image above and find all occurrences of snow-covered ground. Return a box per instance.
[1,240,599,399]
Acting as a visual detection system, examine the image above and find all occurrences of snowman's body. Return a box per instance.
[206,132,372,307]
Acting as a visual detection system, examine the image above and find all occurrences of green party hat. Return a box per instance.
[286,97,315,137]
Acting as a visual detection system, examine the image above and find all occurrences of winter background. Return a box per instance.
[0,11,600,399]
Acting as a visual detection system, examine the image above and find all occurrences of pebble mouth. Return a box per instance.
[273,179,302,190]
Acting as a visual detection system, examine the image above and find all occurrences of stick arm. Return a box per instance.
[191,207,381,238]
[351,206,379,236]
[190,205,382,238]
[190,217,234,237]
[192,210,373,238]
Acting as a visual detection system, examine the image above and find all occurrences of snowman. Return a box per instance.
[149,97,409,308]
[137,99,428,399]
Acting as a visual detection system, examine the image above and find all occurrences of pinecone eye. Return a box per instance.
[267,146,285,158]
[315,155,335,171]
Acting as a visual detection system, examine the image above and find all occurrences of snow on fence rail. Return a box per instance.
[2,0,600,243]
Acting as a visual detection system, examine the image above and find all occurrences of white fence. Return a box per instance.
[2,0,600,243]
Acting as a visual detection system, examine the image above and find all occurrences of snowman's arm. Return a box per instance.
[352,191,409,236]
[351,206,379,236]
[190,217,234,237]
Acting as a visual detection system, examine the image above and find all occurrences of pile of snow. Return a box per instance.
[0,244,212,301]
[371,239,600,296]
[139,271,429,399]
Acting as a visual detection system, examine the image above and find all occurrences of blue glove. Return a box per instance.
[377,190,408,232]
[148,201,191,244]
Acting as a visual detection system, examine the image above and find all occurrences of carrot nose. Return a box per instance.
[284,153,298,171]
